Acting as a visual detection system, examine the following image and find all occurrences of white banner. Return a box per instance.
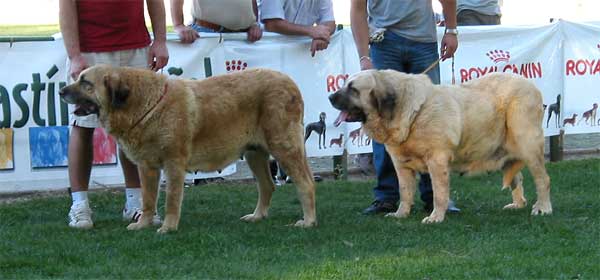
[0,21,598,192]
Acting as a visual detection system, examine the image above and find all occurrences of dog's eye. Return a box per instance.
[80,81,93,92]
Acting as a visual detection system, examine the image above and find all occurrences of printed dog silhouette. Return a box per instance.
[349,126,364,146]
[305,112,327,149]
[329,134,344,148]
[546,94,560,128]
[563,113,577,126]
[578,103,598,126]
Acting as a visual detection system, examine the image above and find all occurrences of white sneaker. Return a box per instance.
[68,203,93,229]
[123,207,162,226]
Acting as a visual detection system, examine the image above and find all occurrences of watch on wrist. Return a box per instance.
[445,28,458,35]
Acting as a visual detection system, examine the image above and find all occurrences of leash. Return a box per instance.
[421,56,456,85]
[130,82,169,130]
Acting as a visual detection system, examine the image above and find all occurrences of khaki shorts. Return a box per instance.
[67,47,149,128]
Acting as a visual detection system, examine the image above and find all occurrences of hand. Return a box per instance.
[309,25,331,42]
[360,57,373,70]
[440,33,458,61]
[69,54,89,80]
[174,24,199,44]
[310,38,329,57]
[148,40,169,71]
[246,24,262,43]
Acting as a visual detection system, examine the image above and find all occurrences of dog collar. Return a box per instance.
[130,82,169,130]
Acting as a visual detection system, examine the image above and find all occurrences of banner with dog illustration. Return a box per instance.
[1,21,600,192]
[560,21,600,134]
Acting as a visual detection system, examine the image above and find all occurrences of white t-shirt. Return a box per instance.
[259,0,335,26]
[192,0,257,30]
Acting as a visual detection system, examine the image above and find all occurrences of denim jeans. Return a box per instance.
[369,31,440,204]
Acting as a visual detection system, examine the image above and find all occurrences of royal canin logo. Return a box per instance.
[326,74,349,92]
[225,60,248,73]
[460,49,542,83]
[564,44,600,76]
[486,50,511,63]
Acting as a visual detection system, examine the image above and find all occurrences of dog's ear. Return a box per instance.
[369,88,396,120]
[104,73,130,109]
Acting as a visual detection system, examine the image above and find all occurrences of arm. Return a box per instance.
[439,0,458,60]
[170,0,199,43]
[350,0,373,70]
[263,19,331,41]
[247,0,263,42]
[59,0,88,79]
[147,0,169,71]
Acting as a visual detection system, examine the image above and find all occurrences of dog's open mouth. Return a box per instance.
[333,110,366,127]
[73,101,99,116]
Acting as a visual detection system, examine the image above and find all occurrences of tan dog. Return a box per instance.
[60,65,316,233]
[329,70,552,223]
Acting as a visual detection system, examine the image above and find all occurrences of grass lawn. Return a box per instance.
[0,25,175,37]
[1,159,599,279]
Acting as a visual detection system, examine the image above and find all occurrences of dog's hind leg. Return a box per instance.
[241,150,275,223]
[158,160,187,234]
[501,161,527,210]
[526,154,552,216]
[127,164,160,231]
[270,137,317,227]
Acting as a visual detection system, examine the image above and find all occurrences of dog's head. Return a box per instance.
[59,65,163,134]
[328,69,431,144]
[59,65,133,117]
[319,112,326,122]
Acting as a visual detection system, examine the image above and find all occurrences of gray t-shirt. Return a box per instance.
[457,0,501,16]
[259,0,335,26]
[367,0,437,43]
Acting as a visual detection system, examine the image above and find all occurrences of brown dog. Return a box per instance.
[329,133,344,147]
[60,65,317,233]
[563,114,577,126]
[329,70,552,223]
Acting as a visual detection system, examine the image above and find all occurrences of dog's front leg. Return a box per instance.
[386,166,416,219]
[422,153,451,224]
[158,160,186,234]
[127,164,160,231]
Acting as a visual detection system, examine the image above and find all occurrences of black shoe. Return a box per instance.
[362,200,398,215]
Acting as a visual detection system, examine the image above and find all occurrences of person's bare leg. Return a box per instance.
[69,126,94,193]
[119,149,140,188]
[67,125,95,229]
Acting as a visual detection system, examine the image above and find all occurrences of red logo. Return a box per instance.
[486,50,511,63]
[326,74,349,92]
[225,60,247,73]
[459,49,542,83]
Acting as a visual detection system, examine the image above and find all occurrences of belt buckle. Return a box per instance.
[369,28,386,43]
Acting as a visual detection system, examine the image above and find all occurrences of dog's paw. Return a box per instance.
[126,221,150,231]
[293,219,317,228]
[503,201,527,210]
[531,201,553,216]
[156,225,177,234]
[385,210,410,219]
[421,213,445,224]
[240,213,267,223]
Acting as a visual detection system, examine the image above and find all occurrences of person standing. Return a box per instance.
[457,0,501,26]
[170,0,262,43]
[259,0,336,57]
[350,0,460,214]
[59,0,169,229]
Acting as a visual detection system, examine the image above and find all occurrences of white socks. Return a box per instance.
[71,188,142,209]
[71,191,89,207]
[125,187,142,210]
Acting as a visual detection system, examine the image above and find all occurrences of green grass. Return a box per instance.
[1,159,599,279]
[0,24,60,37]
[0,24,175,37]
